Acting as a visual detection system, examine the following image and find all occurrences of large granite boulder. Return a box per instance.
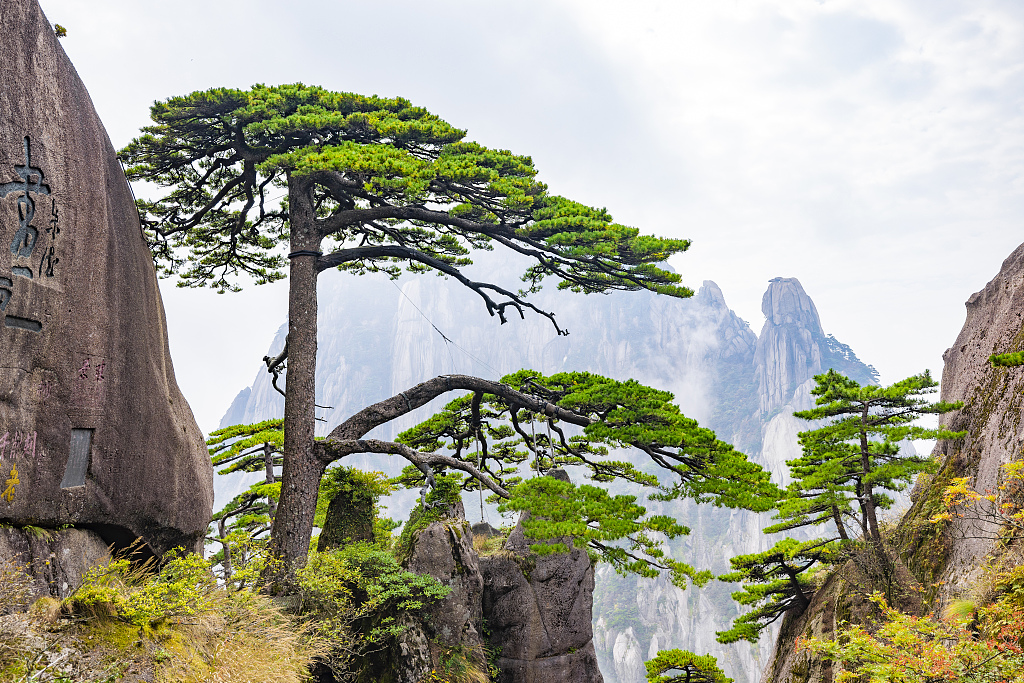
[480,470,604,683]
[0,0,211,554]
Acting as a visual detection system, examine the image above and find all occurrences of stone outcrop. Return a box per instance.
[753,277,877,418]
[754,278,826,415]
[0,0,212,555]
[391,499,487,683]
[481,470,603,683]
[385,473,603,683]
[318,479,376,551]
[0,526,110,606]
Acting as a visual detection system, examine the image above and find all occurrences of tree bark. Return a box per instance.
[264,441,277,520]
[782,562,810,612]
[268,175,325,577]
[218,516,233,581]
[831,505,849,541]
[860,405,881,544]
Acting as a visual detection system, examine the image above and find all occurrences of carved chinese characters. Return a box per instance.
[0,137,57,334]
[72,353,107,409]
[0,430,33,505]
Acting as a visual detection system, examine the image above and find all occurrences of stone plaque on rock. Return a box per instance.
[0,0,212,554]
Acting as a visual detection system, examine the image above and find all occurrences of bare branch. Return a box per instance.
[325,374,590,447]
[318,438,510,500]
[316,244,565,334]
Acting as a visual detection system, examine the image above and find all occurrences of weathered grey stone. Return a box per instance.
[0,0,211,554]
[471,521,499,539]
[0,526,110,604]
[753,277,825,415]
[393,499,487,683]
[317,481,375,551]
[929,241,1024,593]
[481,470,603,683]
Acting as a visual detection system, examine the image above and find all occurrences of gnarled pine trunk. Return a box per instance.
[268,176,326,578]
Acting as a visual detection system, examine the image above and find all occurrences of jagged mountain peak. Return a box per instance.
[761,277,824,334]
[694,280,727,308]
[754,277,875,417]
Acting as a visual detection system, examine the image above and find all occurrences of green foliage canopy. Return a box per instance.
[645,649,732,683]
[990,351,1024,367]
[396,370,779,508]
[392,369,780,588]
[717,369,964,644]
[791,369,964,543]
[121,83,692,312]
[715,538,836,644]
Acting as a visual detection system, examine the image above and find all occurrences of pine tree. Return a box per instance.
[645,650,732,683]
[379,370,781,586]
[767,430,860,541]
[227,369,780,588]
[205,420,283,581]
[791,369,963,544]
[208,419,284,516]
[717,369,964,643]
[207,486,275,584]
[715,537,837,643]
[121,85,695,571]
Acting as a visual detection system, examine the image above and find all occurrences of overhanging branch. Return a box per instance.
[316,245,565,333]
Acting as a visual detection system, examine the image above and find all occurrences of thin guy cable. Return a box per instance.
[475,428,485,523]
[388,278,502,377]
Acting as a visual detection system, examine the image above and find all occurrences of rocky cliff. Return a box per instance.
[389,500,488,683]
[759,243,1024,683]
[481,471,604,683]
[924,242,1024,592]
[218,259,877,683]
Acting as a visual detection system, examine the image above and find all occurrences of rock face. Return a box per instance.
[386,474,603,683]
[0,527,110,605]
[0,0,211,554]
[925,242,1024,591]
[754,277,877,419]
[754,278,878,486]
[481,470,604,683]
[392,500,487,683]
[754,277,826,415]
[221,262,877,683]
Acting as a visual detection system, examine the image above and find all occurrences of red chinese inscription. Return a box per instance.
[0,430,36,460]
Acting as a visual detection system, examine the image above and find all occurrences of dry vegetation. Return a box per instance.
[0,555,319,683]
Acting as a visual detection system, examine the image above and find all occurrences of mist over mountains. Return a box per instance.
[216,253,878,683]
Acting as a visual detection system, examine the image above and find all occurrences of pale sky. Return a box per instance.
[38,0,1024,434]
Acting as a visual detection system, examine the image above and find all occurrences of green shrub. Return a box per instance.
[63,550,217,627]
[296,542,451,675]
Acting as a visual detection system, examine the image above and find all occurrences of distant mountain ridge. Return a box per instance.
[215,257,877,683]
